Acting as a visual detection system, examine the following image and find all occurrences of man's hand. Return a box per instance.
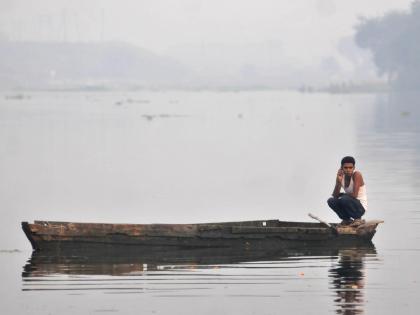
[332,169,343,197]
[336,169,344,185]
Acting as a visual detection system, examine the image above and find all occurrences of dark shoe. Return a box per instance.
[350,219,365,227]
[339,219,353,226]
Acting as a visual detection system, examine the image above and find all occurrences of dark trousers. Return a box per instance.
[327,195,365,220]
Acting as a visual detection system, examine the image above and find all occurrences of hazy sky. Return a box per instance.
[0,0,413,62]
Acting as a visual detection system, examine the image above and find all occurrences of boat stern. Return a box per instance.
[21,222,39,251]
[335,220,384,241]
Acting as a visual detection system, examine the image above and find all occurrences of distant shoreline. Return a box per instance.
[0,82,390,94]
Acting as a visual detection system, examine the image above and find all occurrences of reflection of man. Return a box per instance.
[329,248,369,315]
[327,156,367,226]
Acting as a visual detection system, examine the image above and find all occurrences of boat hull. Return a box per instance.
[22,219,380,251]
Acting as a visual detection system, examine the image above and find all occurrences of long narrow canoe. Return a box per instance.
[22,219,383,251]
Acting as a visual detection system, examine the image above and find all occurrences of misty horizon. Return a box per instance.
[1,0,415,90]
[0,38,381,90]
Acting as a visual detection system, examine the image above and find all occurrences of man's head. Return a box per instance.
[341,156,356,176]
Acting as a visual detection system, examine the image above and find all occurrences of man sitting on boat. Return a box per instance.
[327,156,367,226]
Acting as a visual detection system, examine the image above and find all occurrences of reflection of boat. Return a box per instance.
[22,219,383,251]
[22,243,376,277]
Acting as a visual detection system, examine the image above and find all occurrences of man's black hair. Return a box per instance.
[341,156,356,166]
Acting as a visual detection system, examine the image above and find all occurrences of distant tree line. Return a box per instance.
[355,1,420,90]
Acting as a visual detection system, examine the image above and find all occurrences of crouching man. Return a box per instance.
[328,156,367,226]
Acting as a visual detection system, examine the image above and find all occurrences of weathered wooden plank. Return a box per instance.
[231,226,330,234]
[33,219,282,228]
[30,223,200,237]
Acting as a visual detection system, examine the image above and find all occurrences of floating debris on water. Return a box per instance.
[141,114,189,121]
[115,98,151,106]
[5,93,30,100]
[126,98,150,104]
[0,249,21,253]
[93,309,118,313]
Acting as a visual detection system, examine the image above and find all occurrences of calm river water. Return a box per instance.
[0,90,419,314]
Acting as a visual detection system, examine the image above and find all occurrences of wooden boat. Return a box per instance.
[22,218,383,251]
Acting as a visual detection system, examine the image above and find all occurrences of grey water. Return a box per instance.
[1,90,419,314]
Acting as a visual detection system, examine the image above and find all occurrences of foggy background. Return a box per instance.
[1,0,420,251]
[0,0,415,90]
